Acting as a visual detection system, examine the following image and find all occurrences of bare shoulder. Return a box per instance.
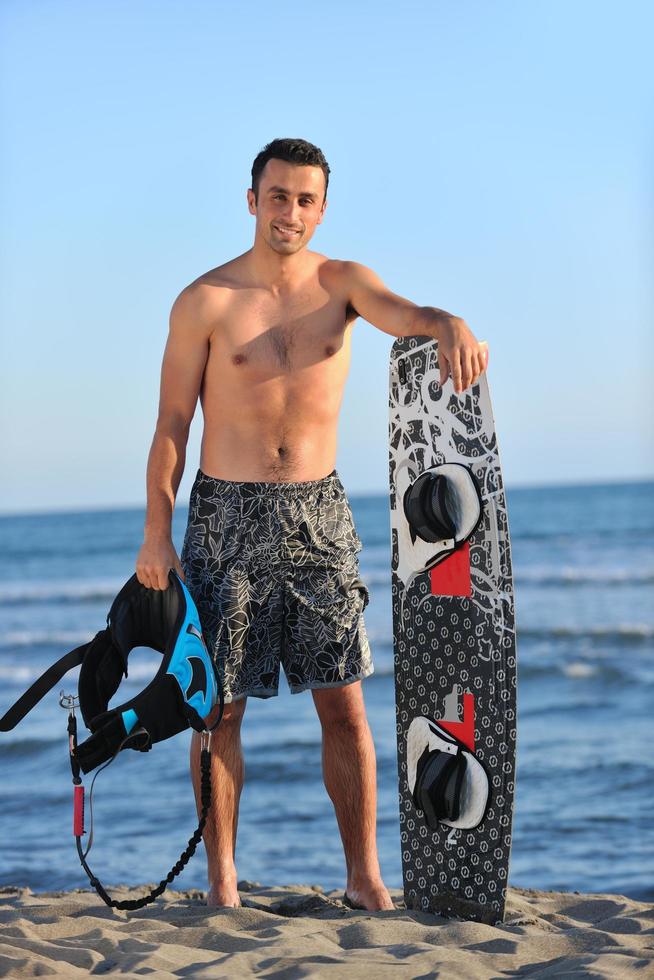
[189,253,250,291]
[319,257,377,290]
[171,257,245,336]
[318,258,381,317]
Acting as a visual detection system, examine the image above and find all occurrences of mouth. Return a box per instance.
[273,225,302,237]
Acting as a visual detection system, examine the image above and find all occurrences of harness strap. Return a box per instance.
[0,638,100,732]
[76,715,151,774]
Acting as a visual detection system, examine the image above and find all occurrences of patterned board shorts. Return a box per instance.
[180,467,374,703]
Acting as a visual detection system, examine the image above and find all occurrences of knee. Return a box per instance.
[318,703,370,737]
[323,715,370,740]
[313,683,368,732]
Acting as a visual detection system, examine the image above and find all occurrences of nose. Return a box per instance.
[280,200,301,227]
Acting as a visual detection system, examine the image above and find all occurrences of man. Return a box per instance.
[135,138,487,911]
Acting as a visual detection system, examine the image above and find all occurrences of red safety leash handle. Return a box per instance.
[73,784,85,837]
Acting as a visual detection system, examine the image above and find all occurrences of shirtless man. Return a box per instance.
[135,138,487,912]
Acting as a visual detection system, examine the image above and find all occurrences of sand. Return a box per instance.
[0,880,652,978]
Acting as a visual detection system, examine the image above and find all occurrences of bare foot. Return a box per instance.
[345,877,395,911]
[207,871,241,908]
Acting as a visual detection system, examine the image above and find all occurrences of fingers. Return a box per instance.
[439,354,450,386]
[449,350,463,393]
[462,348,474,392]
[136,566,170,590]
[474,344,488,383]
[135,539,185,590]
[136,559,183,589]
[443,343,489,394]
[445,347,468,394]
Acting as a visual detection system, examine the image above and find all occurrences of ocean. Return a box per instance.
[0,480,652,902]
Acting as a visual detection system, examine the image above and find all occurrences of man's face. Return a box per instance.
[247,158,327,255]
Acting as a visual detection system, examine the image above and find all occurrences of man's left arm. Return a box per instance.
[343,261,488,395]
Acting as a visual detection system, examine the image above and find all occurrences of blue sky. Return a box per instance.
[1,0,652,514]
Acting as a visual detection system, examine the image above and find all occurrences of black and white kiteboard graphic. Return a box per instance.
[389,336,517,924]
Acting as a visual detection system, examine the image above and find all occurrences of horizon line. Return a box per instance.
[0,474,652,519]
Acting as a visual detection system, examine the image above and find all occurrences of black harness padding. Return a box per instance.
[1,572,221,774]
[413,746,467,824]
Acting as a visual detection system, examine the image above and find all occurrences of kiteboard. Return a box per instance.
[388,336,517,925]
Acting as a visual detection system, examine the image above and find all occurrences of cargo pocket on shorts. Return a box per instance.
[285,570,369,634]
[342,573,370,614]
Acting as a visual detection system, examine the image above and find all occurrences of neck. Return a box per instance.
[245,238,311,293]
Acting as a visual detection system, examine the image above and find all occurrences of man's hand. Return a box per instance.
[136,535,186,590]
[341,263,489,394]
[434,315,489,395]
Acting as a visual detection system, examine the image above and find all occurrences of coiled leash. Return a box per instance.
[63,691,217,911]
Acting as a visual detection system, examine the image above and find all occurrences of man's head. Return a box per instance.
[248,138,330,256]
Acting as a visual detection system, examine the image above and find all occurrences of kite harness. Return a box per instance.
[1,569,224,910]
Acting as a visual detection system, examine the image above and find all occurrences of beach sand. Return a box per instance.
[0,881,652,978]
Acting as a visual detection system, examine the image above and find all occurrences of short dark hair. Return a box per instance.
[251,138,330,203]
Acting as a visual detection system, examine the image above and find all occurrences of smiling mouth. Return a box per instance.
[274,225,301,235]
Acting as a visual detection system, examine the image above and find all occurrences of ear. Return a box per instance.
[316,197,327,225]
[247,188,256,215]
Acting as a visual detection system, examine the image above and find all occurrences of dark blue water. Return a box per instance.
[0,480,652,901]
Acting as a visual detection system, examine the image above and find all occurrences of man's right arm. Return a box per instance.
[136,285,212,589]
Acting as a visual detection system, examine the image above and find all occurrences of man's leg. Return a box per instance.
[312,681,394,911]
[190,696,247,908]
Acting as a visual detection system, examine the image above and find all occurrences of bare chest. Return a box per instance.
[210,288,357,379]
